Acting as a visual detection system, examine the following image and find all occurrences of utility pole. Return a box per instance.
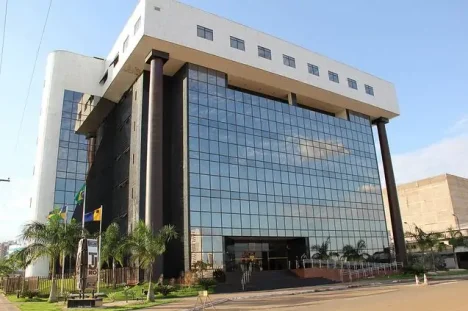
[0,177,10,183]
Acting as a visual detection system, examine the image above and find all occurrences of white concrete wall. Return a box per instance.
[141,0,399,115]
[27,51,104,277]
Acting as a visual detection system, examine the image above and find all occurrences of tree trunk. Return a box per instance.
[431,249,436,271]
[147,262,155,302]
[49,259,58,303]
[453,247,459,269]
[112,258,116,289]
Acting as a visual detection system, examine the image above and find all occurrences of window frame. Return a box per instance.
[230,36,245,51]
[197,25,213,41]
[283,54,296,68]
[328,71,339,83]
[258,46,271,60]
[347,78,358,90]
[308,63,320,76]
[134,17,141,35]
[122,36,129,53]
[365,84,375,96]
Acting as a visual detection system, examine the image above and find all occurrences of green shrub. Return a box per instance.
[402,265,425,275]
[20,289,39,299]
[198,278,216,290]
[213,269,226,283]
[154,285,176,297]
[107,292,118,302]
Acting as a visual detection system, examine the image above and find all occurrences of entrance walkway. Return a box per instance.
[0,295,18,311]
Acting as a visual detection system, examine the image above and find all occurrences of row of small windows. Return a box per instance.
[196,25,375,97]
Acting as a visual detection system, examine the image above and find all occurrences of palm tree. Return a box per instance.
[127,221,177,302]
[447,227,466,269]
[310,237,339,260]
[9,250,32,293]
[341,240,370,262]
[19,209,75,302]
[405,225,443,271]
[0,258,14,277]
[101,222,127,288]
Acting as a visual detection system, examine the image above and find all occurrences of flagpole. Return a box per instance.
[81,185,86,236]
[61,205,68,295]
[97,205,103,293]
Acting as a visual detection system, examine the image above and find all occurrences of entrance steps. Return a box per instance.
[216,270,336,293]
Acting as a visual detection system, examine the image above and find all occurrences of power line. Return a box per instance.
[0,0,8,78]
[14,0,53,152]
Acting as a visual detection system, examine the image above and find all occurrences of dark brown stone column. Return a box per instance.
[373,117,407,266]
[144,50,168,278]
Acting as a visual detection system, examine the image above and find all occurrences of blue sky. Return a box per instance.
[0,0,467,241]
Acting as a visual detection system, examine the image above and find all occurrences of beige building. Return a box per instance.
[383,174,468,241]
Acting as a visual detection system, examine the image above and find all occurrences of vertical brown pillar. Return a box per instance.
[144,50,169,278]
[86,134,96,175]
[373,117,407,265]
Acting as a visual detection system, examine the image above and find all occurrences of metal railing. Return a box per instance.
[288,259,403,283]
[240,263,252,291]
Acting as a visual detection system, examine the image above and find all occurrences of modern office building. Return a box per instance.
[383,173,468,239]
[28,0,405,277]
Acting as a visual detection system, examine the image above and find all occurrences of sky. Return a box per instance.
[0,0,467,242]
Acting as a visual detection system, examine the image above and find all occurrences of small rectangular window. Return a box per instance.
[347,78,358,90]
[283,54,296,68]
[134,17,141,35]
[258,46,271,60]
[230,36,245,51]
[308,63,319,76]
[110,54,119,67]
[197,25,213,41]
[328,71,339,83]
[123,36,129,53]
[365,84,374,96]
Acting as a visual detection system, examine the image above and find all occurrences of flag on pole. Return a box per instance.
[75,183,86,204]
[84,206,102,222]
[47,205,67,220]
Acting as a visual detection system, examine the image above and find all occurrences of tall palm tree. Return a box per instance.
[19,209,77,302]
[101,222,127,288]
[341,240,370,262]
[127,221,177,302]
[447,227,466,269]
[310,237,339,260]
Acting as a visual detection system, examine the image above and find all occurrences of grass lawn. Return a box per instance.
[7,295,173,311]
[101,283,214,301]
[7,296,62,311]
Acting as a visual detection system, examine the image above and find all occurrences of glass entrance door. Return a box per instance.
[224,237,307,272]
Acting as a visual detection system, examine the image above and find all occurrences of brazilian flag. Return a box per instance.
[75,183,86,204]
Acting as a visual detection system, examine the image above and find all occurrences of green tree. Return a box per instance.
[9,249,32,293]
[447,227,466,269]
[405,225,444,271]
[19,209,82,302]
[101,222,127,288]
[127,221,177,302]
[341,240,370,262]
[0,258,15,277]
[310,237,339,260]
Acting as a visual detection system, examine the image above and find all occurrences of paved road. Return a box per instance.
[213,280,468,311]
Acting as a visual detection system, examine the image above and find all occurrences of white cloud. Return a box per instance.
[0,177,33,242]
[447,115,468,134]
[379,133,468,185]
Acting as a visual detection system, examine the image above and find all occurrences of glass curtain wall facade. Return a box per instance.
[187,64,388,269]
[54,90,88,219]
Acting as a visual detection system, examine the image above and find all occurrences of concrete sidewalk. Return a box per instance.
[0,295,19,311]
